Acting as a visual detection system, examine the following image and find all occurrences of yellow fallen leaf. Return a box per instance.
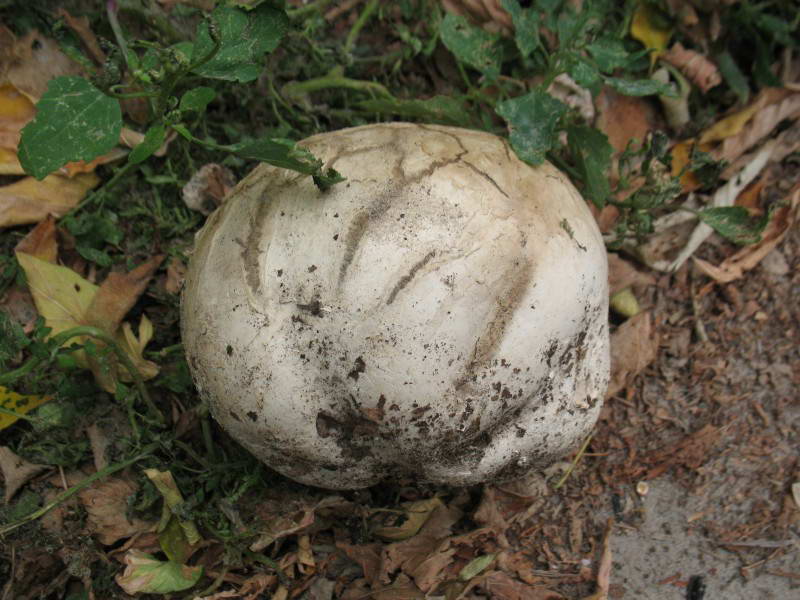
[0,173,99,228]
[117,315,160,382]
[15,252,162,391]
[0,147,22,175]
[15,252,97,337]
[631,2,672,65]
[699,102,761,145]
[0,386,51,430]
[373,497,443,541]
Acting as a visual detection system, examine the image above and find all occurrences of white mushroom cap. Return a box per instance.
[181,123,609,489]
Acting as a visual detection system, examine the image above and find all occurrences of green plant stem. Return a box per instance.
[286,0,335,19]
[282,68,393,100]
[0,326,164,427]
[64,160,138,218]
[0,442,158,536]
[343,0,380,56]
[107,1,133,71]
[553,432,594,489]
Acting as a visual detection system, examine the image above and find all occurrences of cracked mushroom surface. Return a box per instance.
[181,123,610,489]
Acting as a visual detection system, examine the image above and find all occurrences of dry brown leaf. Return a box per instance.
[373,573,425,600]
[337,542,383,586]
[250,495,350,551]
[1,285,38,332]
[473,486,509,543]
[2,29,84,101]
[475,571,563,600]
[595,87,660,158]
[0,445,49,503]
[78,476,153,545]
[694,182,800,283]
[606,311,659,398]
[14,214,57,262]
[86,255,165,334]
[165,258,187,294]
[661,42,721,92]
[56,8,105,64]
[703,88,800,163]
[182,163,236,215]
[379,501,462,589]
[0,173,99,228]
[607,253,655,296]
[581,519,613,600]
[374,497,444,541]
[644,424,722,479]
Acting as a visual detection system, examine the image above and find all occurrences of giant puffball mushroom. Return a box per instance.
[181,123,610,490]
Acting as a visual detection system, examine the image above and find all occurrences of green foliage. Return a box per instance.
[357,96,472,127]
[439,13,504,80]
[697,207,768,246]
[19,76,122,180]
[188,4,289,82]
[496,90,567,165]
[566,125,612,207]
[18,2,336,190]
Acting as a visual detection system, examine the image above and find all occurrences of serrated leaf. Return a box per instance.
[0,387,51,430]
[440,13,503,80]
[18,76,121,180]
[116,550,202,595]
[568,58,602,96]
[588,38,632,73]
[232,138,344,190]
[605,76,677,97]
[191,4,289,82]
[179,87,216,113]
[697,206,767,245]
[459,553,497,581]
[567,125,612,207]
[357,96,471,127]
[501,0,539,58]
[496,89,568,165]
[128,124,167,165]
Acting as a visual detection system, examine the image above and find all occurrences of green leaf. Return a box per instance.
[116,551,203,595]
[715,51,749,106]
[588,38,632,73]
[128,124,167,165]
[496,89,568,165]
[605,76,677,97]
[501,0,539,58]
[568,57,602,96]
[232,138,344,190]
[179,87,216,113]
[160,515,193,564]
[459,553,497,581]
[440,13,503,80]
[19,76,122,180]
[697,206,767,245]
[357,96,472,127]
[76,246,113,268]
[567,125,612,207]
[191,4,289,82]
